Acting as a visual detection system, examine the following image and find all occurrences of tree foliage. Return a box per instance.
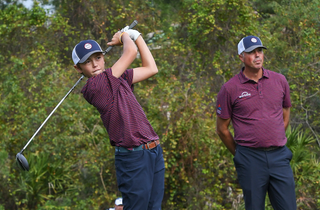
[1,0,320,209]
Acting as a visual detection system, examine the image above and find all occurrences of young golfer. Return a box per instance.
[72,28,165,210]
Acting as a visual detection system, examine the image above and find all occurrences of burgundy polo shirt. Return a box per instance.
[81,68,159,148]
[216,68,291,148]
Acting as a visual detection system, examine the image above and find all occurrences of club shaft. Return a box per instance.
[20,20,138,154]
[20,75,84,153]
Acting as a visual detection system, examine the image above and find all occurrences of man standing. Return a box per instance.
[216,35,296,209]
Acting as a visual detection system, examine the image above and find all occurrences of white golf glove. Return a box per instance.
[125,29,141,41]
[120,26,129,32]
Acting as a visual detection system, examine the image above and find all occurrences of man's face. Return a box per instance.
[240,48,264,71]
[115,205,123,210]
[74,52,105,78]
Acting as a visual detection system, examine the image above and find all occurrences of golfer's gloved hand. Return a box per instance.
[120,26,129,32]
[125,29,141,41]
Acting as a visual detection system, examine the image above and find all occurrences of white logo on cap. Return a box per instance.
[84,43,92,49]
[251,38,257,43]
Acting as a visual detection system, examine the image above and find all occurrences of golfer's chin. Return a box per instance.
[91,70,103,77]
[252,63,263,70]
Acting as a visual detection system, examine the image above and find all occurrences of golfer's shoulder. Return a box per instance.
[82,71,110,92]
[88,70,107,84]
[221,74,241,92]
[265,69,288,82]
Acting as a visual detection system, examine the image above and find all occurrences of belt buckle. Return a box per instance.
[146,141,152,149]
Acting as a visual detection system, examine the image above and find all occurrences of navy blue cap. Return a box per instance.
[72,40,104,65]
[237,35,267,55]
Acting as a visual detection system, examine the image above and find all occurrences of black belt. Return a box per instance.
[115,140,160,152]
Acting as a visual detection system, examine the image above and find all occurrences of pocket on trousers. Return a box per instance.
[115,150,144,171]
[233,145,240,164]
[285,146,293,161]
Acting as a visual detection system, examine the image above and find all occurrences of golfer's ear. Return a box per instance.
[74,65,82,74]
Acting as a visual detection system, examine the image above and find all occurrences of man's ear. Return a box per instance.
[239,54,244,62]
[74,65,82,74]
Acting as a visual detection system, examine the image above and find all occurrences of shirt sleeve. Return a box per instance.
[216,85,232,119]
[106,68,134,92]
[120,68,134,91]
[282,76,292,108]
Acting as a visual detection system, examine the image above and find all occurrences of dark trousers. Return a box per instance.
[115,145,165,210]
[233,145,297,210]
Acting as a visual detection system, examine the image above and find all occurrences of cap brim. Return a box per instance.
[243,45,267,53]
[78,50,104,64]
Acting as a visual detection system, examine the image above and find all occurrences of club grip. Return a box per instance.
[128,20,138,29]
[104,20,138,54]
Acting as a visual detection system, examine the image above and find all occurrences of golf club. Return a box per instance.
[16,20,138,171]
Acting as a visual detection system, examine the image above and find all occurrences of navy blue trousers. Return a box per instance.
[115,145,165,210]
[233,145,297,210]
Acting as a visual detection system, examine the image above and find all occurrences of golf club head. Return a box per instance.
[16,153,29,171]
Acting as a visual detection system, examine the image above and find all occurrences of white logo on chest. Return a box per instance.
[239,92,251,98]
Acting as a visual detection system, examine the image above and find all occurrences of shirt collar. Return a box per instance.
[238,67,269,83]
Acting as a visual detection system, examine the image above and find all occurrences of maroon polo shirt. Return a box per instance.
[216,68,291,148]
[81,68,159,148]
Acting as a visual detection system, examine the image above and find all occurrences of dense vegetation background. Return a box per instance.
[1,0,320,209]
